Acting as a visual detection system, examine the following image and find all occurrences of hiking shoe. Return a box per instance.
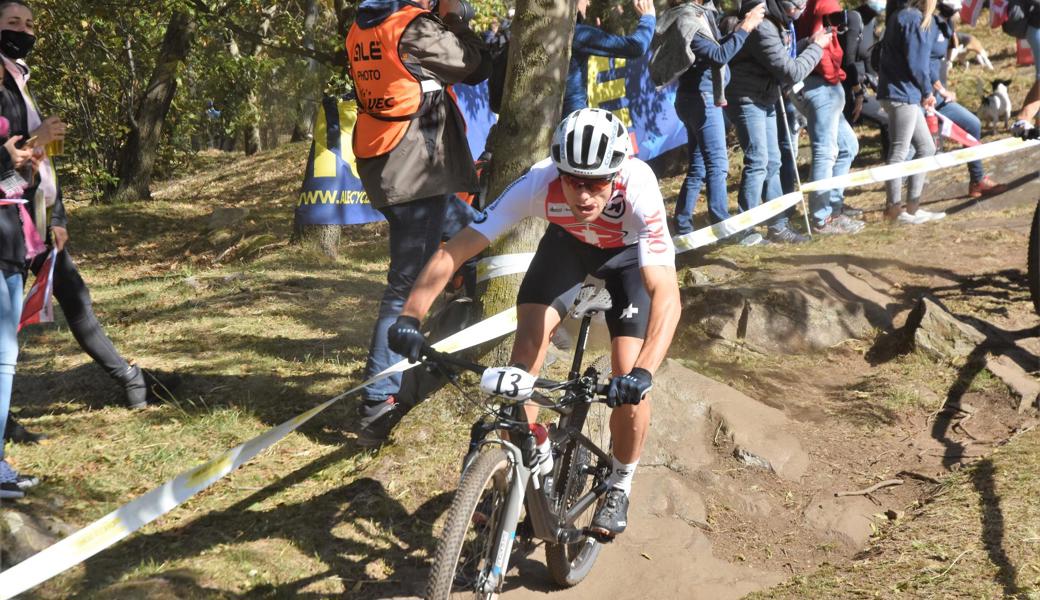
[357,397,403,448]
[767,225,810,244]
[896,211,930,225]
[813,215,863,235]
[968,177,1007,198]
[1012,119,1034,138]
[912,208,947,222]
[831,214,866,233]
[735,232,766,247]
[4,415,45,444]
[0,460,35,496]
[590,488,630,537]
[842,205,865,218]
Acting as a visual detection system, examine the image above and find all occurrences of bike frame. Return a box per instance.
[472,311,613,593]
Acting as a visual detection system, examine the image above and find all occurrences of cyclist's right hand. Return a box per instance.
[388,315,425,363]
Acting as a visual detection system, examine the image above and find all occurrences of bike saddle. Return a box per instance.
[570,280,613,319]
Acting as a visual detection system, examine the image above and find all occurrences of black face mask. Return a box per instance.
[0,30,35,60]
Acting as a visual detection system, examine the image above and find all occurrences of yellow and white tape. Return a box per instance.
[0,306,519,600]
[800,136,1040,193]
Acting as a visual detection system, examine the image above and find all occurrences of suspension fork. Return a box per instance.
[477,439,531,593]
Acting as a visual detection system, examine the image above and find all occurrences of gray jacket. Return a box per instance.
[726,18,822,105]
[651,3,726,105]
[354,13,490,208]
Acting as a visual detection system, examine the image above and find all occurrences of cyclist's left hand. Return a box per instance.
[607,368,653,407]
[388,315,425,363]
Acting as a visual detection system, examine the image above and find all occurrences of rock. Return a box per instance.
[682,269,711,287]
[650,360,810,481]
[206,207,249,231]
[681,265,885,354]
[803,494,879,551]
[907,297,986,364]
[985,354,1040,412]
[182,276,202,290]
[1,510,65,566]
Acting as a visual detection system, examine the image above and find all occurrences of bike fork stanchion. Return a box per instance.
[780,95,814,238]
[484,460,530,592]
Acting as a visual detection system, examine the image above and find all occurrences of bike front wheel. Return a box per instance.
[1028,200,1039,315]
[426,448,513,600]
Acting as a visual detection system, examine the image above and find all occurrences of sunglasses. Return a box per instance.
[560,173,615,192]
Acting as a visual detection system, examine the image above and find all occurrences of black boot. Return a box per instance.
[4,415,45,444]
[119,365,181,409]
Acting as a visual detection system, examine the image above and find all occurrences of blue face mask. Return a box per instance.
[867,0,886,12]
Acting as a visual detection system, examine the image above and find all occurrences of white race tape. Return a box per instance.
[0,306,519,600]
[476,252,535,284]
[800,136,1040,193]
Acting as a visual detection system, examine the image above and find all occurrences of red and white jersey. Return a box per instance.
[470,157,675,268]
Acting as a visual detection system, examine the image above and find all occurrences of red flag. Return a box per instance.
[961,0,984,25]
[990,0,1009,27]
[1018,38,1035,66]
[935,111,980,147]
[19,248,56,331]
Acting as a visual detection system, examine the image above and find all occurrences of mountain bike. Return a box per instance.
[418,285,617,599]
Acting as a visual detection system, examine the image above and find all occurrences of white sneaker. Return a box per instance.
[736,232,766,246]
[1012,119,1034,137]
[896,211,929,225]
[913,208,946,221]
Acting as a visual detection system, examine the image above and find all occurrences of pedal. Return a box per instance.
[583,527,616,544]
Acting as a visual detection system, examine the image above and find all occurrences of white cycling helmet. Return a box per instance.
[940,0,961,11]
[551,108,632,179]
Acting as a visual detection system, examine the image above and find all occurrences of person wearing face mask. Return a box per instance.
[795,0,864,235]
[930,0,1005,198]
[726,0,831,243]
[0,2,177,436]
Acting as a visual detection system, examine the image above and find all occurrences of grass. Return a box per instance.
[748,426,1040,599]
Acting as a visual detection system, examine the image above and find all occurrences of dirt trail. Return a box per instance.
[484,149,1040,600]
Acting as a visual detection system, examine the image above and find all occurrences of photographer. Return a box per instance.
[346,0,491,447]
[795,0,864,234]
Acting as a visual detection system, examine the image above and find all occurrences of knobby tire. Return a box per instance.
[1029,200,1040,315]
[426,448,512,600]
[544,401,604,587]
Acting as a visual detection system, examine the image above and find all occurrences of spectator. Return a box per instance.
[669,0,765,235]
[346,0,490,446]
[877,0,944,223]
[931,0,1006,197]
[842,0,891,162]
[727,0,830,244]
[1011,11,1040,134]
[483,17,508,56]
[795,0,864,234]
[0,0,39,498]
[0,0,174,426]
[564,0,656,115]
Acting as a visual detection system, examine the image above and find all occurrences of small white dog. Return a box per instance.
[978,79,1013,130]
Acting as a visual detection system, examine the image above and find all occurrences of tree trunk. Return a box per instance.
[291,0,321,143]
[291,220,341,257]
[478,0,577,361]
[106,11,194,203]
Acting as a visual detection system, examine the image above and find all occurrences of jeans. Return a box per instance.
[361,195,475,406]
[776,97,801,195]
[727,99,788,231]
[798,75,859,225]
[0,271,22,460]
[674,92,731,233]
[881,100,935,206]
[936,99,985,183]
[1028,25,1040,79]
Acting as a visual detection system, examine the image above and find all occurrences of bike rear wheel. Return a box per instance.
[426,448,513,600]
[1029,200,1039,315]
[544,400,611,587]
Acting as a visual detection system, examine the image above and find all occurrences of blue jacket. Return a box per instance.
[564,15,656,114]
[929,14,954,88]
[679,29,750,97]
[877,7,937,104]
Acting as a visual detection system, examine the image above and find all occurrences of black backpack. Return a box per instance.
[1003,0,1040,39]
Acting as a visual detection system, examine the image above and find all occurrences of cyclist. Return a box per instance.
[387,108,681,539]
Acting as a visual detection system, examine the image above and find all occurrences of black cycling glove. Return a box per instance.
[607,367,653,408]
[387,315,425,363]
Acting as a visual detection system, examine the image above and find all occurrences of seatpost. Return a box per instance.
[568,314,593,380]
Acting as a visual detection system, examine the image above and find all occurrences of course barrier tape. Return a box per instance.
[800,136,1040,193]
[0,306,519,600]
[476,192,804,283]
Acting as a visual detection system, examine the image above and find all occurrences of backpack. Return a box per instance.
[869,41,883,73]
[649,5,705,87]
[1003,0,1040,38]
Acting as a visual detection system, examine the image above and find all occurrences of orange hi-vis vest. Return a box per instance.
[346,5,448,159]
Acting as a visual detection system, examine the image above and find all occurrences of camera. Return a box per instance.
[432,0,476,23]
[822,10,848,33]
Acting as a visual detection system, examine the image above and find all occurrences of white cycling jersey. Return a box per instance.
[469,157,675,268]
